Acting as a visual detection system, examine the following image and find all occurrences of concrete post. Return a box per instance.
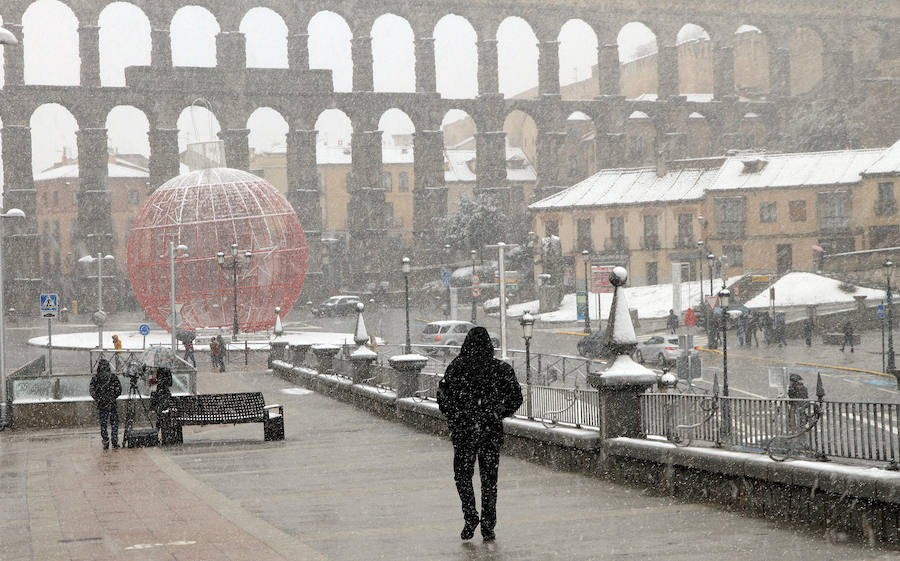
[291,343,312,366]
[78,26,101,87]
[598,44,620,96]
[477,40,499,95]
[415,37,436,93]
[269,340,288,367]
[538,41,561,96]
[349,347,377,384]
[312,344,340,375]
[352,36,374,92]
[389,354,429,399]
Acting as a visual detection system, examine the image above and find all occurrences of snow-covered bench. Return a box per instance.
[160,392,284,444]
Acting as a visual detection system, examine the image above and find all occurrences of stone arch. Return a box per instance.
[377,108,415,231]
[503,110,537,179]
[733,25,770,96]
[497,16,538,99]
[105,105,150,162]
[98,2,151,87]
[740,112,766,149]
[314,108,353,244]
[563,111,598,181]
[30,103,79,177]
[176,103,222,157]
[240,7,288,68]
[23,0,80,86]
[558,19,598,100]
[676,23,712,96]
[246,107,289,178]
[170,5,220,68]
[308,11,352,92]
[617,22,658,99]
[790,26,824,95]
[434,14,478,99]
[371,14,415,93]
[441,109,477,206]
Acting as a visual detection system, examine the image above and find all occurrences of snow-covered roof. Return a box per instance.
[445,146,536,183]
[628,111,650,120]
[529,166,715,210]
[34,158,149,181]
[863,138,900,176]
[710,148,885,191]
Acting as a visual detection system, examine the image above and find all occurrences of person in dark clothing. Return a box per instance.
[803,318,814,347]
[183,339,196,367]
[89,358,122,450]
[841,320,855,352]
[787,373,809,430]
[666,309,679,334]
[437,327,523,542]
[762,312,774,345]
[747,313,759,348]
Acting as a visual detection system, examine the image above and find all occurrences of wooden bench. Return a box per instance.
[160,392,284,444]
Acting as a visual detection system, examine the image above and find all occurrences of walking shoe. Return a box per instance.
[112,442,119,449]
[460,518,480,540]
[102,442,109,450]
[482,529,496,542]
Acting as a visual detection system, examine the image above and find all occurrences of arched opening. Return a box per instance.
[676,23,712,97]
[733,25,770,97]
[308,11,352,92]
[686,112,711,157]
[30,103,79,287]
[558,19,599,100]
[624,110,656,165]
[790,27,824,95]
[24,0,80,85]
[497,17,538,98]
[246,107,289,191]
[314,108,353,293]
[99,2,151,86]
[441,110,477,210]
[371,14,415,93]
[564,111,597,181]
[503,110,537,179]
[240,7,288,69]
[740,112,766,149]
[176,103,222,167]
[434,14,477,99]
[377,109,415,238]
[617,22,657,99]
[170,6,220,67]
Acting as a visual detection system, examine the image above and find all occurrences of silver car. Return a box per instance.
[634,335,682,366]
[419,321,499,354]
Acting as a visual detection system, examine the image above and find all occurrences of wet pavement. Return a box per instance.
[2,364,899,560]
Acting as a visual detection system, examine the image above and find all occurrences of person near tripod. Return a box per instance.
[90,358,121,450]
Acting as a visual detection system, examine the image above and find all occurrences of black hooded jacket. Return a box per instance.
[437,327,523,439]
[89,359,121,411]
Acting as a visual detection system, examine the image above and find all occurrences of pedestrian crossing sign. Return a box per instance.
[40,293,59,318]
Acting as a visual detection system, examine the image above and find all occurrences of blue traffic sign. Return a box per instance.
[40,293,58,311]
[440,268,452,288]
[877,305,885,320]
[138,323,151,336]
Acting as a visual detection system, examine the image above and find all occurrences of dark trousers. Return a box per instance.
[99,407,119,446]
[841,334,854,351]
[452,431,502,531]
[184,350,195,367]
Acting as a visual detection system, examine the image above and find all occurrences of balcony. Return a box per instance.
[604,237,629,252]
[674,235,694,249]
[716,221,745,239]
[641,235,660,250]
[875,199,898,217]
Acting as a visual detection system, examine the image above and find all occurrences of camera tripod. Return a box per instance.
[123,373,157,448]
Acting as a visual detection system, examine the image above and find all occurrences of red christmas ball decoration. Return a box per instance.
[127,168,307,333]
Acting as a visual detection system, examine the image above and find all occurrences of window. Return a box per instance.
[646,262,658,285]
[576,218,592,251]
[642,215,659,249]
[41,192,48,206]
[676,213,693,247]
[759,201,777,223]
[544,220,559,237]
[789,200,806,222]
[53,220,60,241]
[629,137,643,161]
[870,225,900,249]
[608,216,626,250]
[568,156,579,178]
[714,197,746,238]
[817,190,852,233]
[53,191,58,206]
[723,245,743,267]
[879,181,895,202]
[399,172,409,192]
[127,190,139,204]
[382,172,392,192]
[876,182,897,216]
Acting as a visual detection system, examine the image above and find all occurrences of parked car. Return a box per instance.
[419,320,499,354]
[633,335,683,366]
[313,295,362,317]
[576,329,613,359]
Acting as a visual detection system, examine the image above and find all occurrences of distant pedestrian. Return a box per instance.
[183,339,196,368]
[737,314,746,346]
[787,373,809,431]
[437,327,523,542]
[112,334,122,350]
[215,333,227,371]
[89,358,121,450]
[684,308,697,334]
[666,309,679,334]
[803,318,814,347]
[774,313,787,347]
[763,312,774,345]
[841,320,855,352]
[209,337,221,370]
[747,313,759,347]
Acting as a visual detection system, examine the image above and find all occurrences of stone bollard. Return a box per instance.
[291,344,312,367]
[389,354,429,399]
[268,340,288,368]
[349,346,378,385]
[312,344,340,375]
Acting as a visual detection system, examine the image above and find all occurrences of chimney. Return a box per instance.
[655,148,667,177]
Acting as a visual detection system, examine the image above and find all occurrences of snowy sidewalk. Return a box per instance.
[1,367,896,560]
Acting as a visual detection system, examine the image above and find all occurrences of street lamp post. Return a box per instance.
[402,257,411,353]
[217,243,252,341]
[78,253,115,350]
[582,250,591,333]
[707,252,715,297]
[885,259,896,384]
[718,286,731,438]
[169,242,189,354]
[697,240,704,308]
[0,208,25,427]
[470,249,477,324]
[520,310,535,419]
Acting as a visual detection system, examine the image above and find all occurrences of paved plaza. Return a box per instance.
[2,363,899,561]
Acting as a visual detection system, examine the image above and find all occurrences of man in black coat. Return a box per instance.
[437,327,523,542]
[89,358,122,450]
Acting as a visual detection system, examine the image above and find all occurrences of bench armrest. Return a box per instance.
[263,404,282,411]
[263,404,283,418]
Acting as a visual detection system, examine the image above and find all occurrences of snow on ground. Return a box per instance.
[28,330,373,351]
[744,272,885,308]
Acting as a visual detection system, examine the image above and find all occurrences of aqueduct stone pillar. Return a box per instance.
[289,34,309,70]
[535,131,568,200]
[538,41,561,97]
[771,48,791,98]
[824,49,854,99]
[713,46,735,99]
[286,128,322,297]
[3,24,24,86]
[78,26,101,87]
[219,129,250,171]
[216,32,246,69]
[151,29,172,68]
[148,128,180,190]
[478,40,499,95]
[412,130,447,254]
[1,125,39,312]
[348,129,387,282]
[474,131,510,210]
[415,37,437,93]
[598,44,620,96]
[352,37,374,92]
[658,45,679,99]
[75,128,114,257]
